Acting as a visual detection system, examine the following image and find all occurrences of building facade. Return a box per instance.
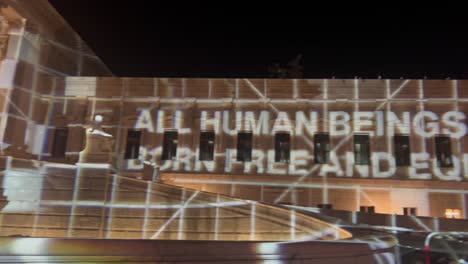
[1,1,468,262]
[1,1,466,222]
[0,0,112,156]
[3,76,466,219]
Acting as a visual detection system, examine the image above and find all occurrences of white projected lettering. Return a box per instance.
[135,109,467,138]
[409,153,431,180]
[272,112,293,134]
[433,156,461,181]
[201,111,220,133]
[135,109,154,132]
[464,154,468,179]
[267,150,286,174]
[386,111,410,136]
[353,111,374,136]
[319,151,343,177]
[132,109,468,181]
[330,111,350,136]
[222,111,242,135]
[295,111,318,136]
[371,152,396,178]
[288,150,309,175]
[245,111,270,135]
[134,145,468,181]
[413,111,439,137]
[442,111,467,139]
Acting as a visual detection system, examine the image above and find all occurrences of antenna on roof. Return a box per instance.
[268,63,286,78]
[287,54,303,78]
[268,54,304,78]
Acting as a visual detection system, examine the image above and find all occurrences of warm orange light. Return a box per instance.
[444,209,461,219]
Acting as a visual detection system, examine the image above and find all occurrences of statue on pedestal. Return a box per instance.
[79,115,114,164]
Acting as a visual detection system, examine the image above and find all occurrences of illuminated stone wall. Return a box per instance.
[0,156,349,241]
[0,0,112,157]
[52,78,468,181]
[163,172,468,219]
[0,77,462,218]
[0,0,466,219]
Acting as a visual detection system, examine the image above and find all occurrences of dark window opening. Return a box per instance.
[199,131,215,161]
[317,204,333,209]
[237,132,252,162]
[435,136,453,167]
[52,127,68,158]
[125,130,141,159]
[394,135,411,166]
[403,207,417,216]
[360,206,375,213]
[314,133,330,164]
[162,131,178,160]
[354,134,370,165]
[275,133,290,163]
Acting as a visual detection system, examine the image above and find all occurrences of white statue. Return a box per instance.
[79,115,114,163]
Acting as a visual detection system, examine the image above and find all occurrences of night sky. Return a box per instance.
[48,1,468,79]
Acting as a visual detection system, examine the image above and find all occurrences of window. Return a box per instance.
[394,135,410,166]
[162,131,178,160]
[275,133,290,163]
[199,131,215,161]
[125,130,141,159]
[445,209,461,219]
[360,206,375,213]
[317,204,333,209]
[435,136,453,167]
[354,134,370,165]
[314,133,330,164]
[52,127,68,158]
[237,132,252,162]
[403,207,417,216]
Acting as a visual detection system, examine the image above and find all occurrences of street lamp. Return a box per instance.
[424,232,468,264]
